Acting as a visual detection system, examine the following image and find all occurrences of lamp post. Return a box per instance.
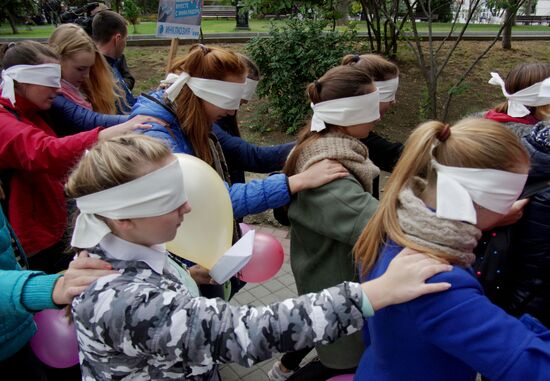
[235,1,249,30]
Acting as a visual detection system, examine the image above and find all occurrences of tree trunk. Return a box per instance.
[336,0,350,25]
[525,0,533,16]
[5,9,18,34]
[501,7,515,49]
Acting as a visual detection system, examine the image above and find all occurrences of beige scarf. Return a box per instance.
[397,178,482,266]
[295,132,380,193]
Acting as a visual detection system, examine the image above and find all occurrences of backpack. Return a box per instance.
[473,179,550,305]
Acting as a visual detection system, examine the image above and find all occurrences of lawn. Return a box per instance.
[1,19,549,37]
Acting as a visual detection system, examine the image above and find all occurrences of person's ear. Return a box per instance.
[108,218,133,233]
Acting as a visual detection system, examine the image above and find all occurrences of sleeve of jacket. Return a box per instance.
[50,95,129,131]
[288,176,379,246]
[141,122,196,155]
[0,113,100,177]
[0,270,60,315]
[409,268,550,381]
[84,279,365,369]
[213,123,294,173]
[360,132,403,172]
[228,173,290,219]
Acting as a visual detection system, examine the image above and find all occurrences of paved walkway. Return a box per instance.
[218,224,318,381]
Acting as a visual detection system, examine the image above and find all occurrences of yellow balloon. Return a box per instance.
[166,154,234,269]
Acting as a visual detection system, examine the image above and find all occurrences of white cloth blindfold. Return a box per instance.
[310,90,380,132]
[432,159,527,225]
[1,64,61,105]
[241,78,258,101]
[489,72,550,117]
[71,159,187,248]
[375,77,399,102]
[165,72,245,110]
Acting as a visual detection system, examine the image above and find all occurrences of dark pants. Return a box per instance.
[0,343,81,381]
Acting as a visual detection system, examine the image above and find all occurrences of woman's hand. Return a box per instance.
[492,198,529,228]
[98,115,167,141]
[189,265,217,285]
[361,248,452,312]
[288,159,349,194]
[51,251,117,305]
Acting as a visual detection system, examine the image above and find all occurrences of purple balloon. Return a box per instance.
[237,231,284,283]
[326,375,355,381]
[30,309,79,368]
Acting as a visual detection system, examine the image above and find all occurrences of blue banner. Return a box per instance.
[157,0,201,39]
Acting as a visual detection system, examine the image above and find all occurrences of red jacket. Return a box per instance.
[0,95,100,254]
[484,109,539,126]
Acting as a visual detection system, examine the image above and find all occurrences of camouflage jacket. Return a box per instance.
[72,248,366,380]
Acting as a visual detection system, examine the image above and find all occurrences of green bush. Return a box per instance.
[246,18,365,134]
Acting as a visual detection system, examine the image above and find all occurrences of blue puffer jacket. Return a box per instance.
[0,207,61,361]
[48,94,129,137]
[501,123,550,326]
[130,91,291,219]
[105,55,136,114]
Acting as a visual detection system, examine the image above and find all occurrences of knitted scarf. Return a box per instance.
[295,131,380,193]
[396,178,482,266]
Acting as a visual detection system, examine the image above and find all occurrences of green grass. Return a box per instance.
[1,19,548,37]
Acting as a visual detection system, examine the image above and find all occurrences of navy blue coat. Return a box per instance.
[502,123,550,326]
[214,116,294,184]
[130,91,291,220]
[48,94,129,137]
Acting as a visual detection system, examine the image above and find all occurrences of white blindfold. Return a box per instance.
[1,64,61,105]
[71,159,187,248]
[311,90,380,132]
[241,78,259,101]
[489,72,550,117]
[432,159,527,225]
[375,77,399,102]
[165,72,245,110]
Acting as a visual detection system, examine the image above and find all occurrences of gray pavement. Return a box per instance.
[219,224,318,381]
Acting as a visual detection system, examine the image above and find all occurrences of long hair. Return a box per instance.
[167,44,246,164]
[494,62,550,120]
[48,23,124,114]
[284,65,376,176]
[354,118,530,276]
[342,53,399,81]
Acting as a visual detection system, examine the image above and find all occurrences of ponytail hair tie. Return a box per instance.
[352,54,361,63]
[437,124,451,142]
[314,79,322,93]
[7,42,16,49]
[198,44,209,55]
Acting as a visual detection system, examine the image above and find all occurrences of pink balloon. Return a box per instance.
[238,231,284,283]
[239,223,251,235]
[326,375,355,381]
[30,309,79,368]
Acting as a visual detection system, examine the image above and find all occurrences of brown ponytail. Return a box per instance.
[167,44,246,164]
[284,65,375,176]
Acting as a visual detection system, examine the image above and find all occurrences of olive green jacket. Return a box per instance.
[288,175,379,368]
